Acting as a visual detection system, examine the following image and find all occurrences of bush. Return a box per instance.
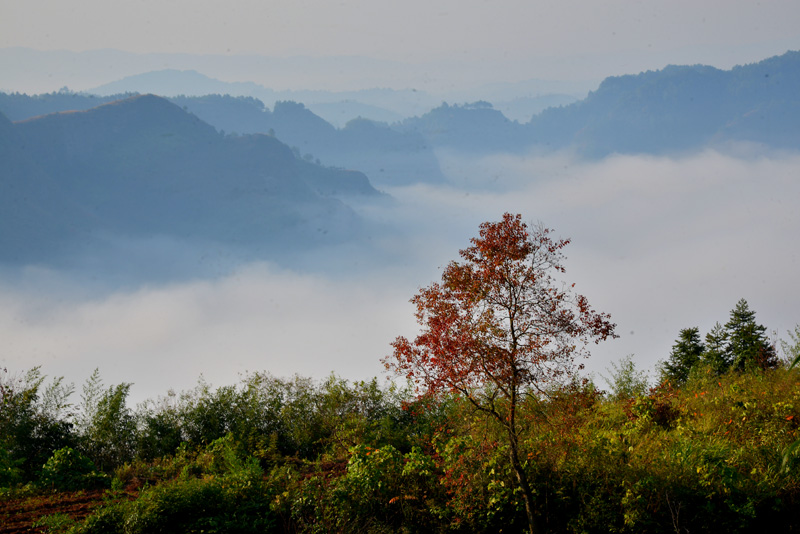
[0,445,24,488]
[78,376,136,472]
[1,368,77,483]
[39,447,108,491]
[72,436,275,533]
[32,512,77,533]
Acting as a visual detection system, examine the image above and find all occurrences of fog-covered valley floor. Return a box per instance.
[2,147,799,404]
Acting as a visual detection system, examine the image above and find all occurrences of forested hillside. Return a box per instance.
[527,50,800,156]
[0,92,446,187]
[0,95,378,265]
[399,50,800,157]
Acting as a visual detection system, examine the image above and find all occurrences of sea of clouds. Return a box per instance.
[2,148,799,404]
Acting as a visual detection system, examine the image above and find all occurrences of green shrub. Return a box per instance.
[32,512,77,533]
[72,442,274,534]
[78,375,136,472]
[1,368,77,483]
[0,445,24,488]
[39,447,108,491]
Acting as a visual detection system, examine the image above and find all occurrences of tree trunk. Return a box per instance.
[508,433,542,534]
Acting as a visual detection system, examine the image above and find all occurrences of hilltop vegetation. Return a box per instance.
[3,353,800,532]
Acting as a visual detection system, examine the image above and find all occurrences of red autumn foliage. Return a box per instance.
[384,213,616,534]
[385,213,616,401]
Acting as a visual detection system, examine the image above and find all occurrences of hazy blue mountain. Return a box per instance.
[441,77,590,121]
[85,69,437,122]
[89,69,268,100]
[168,94,270,136]
[170,97,445,187]
[386,51,800,157]
[1,109,101,262]
[441,76,591,101]
[0,110,13,139]
[493,94,580,122]
[0,90,125,121]
[3,50,798,195]
[1,95,379,265]
[305,101,405,128]
[1,91,445,187]
[397,101,528,153]
[527,50,800,156]
[716,52,800,148]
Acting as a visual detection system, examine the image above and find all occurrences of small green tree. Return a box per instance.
[701,322,731,375]
[779,324,800,368]
[602,354,649,399]
[724,299,778,371]
[0,367,76,483]
[658,327,705,386]
[78,371,136,471]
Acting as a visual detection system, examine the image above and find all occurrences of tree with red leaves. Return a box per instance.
[384,213,617,534]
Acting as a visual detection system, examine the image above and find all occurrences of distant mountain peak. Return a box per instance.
[88,70,266,98]
[18,93,215,132]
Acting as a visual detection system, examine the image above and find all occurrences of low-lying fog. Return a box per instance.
[2,148,799,405]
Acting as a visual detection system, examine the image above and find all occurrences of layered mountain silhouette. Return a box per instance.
[526,50,800,156]
[85,69,442,122]
[1,95,379,264]
[5,51,799,166]
[0,91,446,187]
[168,97,446,187]
[395,51,800,157]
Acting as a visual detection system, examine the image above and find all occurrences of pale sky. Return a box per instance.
[2,0,799,86]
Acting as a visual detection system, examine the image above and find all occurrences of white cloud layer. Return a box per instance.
[2,148,799,402]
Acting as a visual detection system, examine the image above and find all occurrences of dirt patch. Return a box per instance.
[0,489,138,533]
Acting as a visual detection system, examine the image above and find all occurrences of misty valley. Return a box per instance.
[2,50,800,532]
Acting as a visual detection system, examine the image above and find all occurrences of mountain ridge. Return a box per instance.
[1,50,798,183]
[1,94,380,266]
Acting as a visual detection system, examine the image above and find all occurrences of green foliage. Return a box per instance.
[72,434,274,534]
[659,327,705,386]
[6,361,800,532]
[39,447,107,491]
[602,354,650,399]
[32,512,77,533]
[78,372,136,472]
[0,445,24,487]
[434,431,524,531]
[277,443,442,533]
[340,445,405,516]
[171,372,412,462]
[702,322,732,375]
[626,383,682,431]
[136,399,184,461]
[780,324,800,368]
[660,301,779,386]
[0,367,76,483]
[725,299,778,371]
